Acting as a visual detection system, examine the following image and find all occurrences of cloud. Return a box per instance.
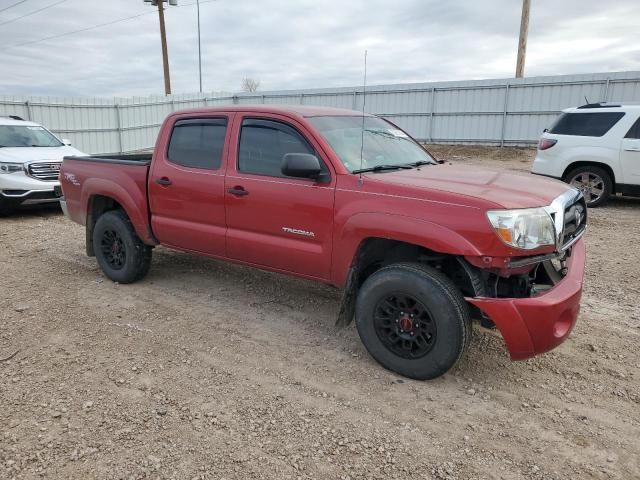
[0,0,638,97]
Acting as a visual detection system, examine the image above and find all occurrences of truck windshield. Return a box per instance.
[307,116,435,173]
[0,125,63,148]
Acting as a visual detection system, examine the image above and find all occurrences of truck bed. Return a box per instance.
[60,153,155,245]
[65,152,153,165]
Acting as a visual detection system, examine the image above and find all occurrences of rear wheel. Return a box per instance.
[93,210,152,283]
[565,165,612,207]
[355,262,471,380]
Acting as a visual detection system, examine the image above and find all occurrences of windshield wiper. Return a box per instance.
[352,164,413,174]
[405,160,435,168]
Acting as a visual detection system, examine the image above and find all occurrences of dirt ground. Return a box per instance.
[1,146,639,480]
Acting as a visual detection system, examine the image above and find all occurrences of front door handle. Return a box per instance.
[624,147,640,152]
[155,177,172,186]
[227,186,249,197]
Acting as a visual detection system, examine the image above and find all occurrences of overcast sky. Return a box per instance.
[0,0,639,97]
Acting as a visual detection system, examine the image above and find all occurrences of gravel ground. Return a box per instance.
[1,146,639,480]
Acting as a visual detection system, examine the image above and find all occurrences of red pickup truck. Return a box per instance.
[60,105,587,380]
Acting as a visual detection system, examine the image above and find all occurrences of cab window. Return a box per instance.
[238,118,326,178]
[167,118,227,170]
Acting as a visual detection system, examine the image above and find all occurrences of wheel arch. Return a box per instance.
[85,190,157,256]
[336,236,485,328]
[562,161,617,194]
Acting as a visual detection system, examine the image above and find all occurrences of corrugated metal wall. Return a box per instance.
[1,71,639,154]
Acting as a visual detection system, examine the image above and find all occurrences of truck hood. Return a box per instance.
[0,146,85,164]
[369,163,573,209]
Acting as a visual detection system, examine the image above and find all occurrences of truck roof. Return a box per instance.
[173,105,374,118]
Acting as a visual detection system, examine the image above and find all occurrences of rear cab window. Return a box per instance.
[167,118,228,170]
[549,112,625,137]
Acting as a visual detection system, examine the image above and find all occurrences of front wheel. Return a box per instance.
[93,210,152,284]
[355,263,471,380]
[0,197,12,217]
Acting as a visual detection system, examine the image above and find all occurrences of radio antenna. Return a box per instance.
[358,50,368,185]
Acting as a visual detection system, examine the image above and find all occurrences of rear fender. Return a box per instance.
[82,178,156,246]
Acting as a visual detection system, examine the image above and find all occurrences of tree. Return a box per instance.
[241,78,260,93]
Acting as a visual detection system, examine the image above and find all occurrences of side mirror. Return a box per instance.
[543,128,549,133]
[282,153,324,180]
[62,138,72,146]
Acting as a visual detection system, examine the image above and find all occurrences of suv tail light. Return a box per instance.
[538,138,557,150]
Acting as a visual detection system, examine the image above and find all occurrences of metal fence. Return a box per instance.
[1,71,639,154]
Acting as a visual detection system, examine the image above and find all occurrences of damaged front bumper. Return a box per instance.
[467,238,586,360]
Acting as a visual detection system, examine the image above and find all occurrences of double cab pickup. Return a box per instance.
[60,106,587,380]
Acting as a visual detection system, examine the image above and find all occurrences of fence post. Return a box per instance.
[603,78,611,102]
[232,95,238,105]
[352,90,358,110]
[428,87,436,142]
[500,84,510,147]
[25,100,32,121]
[299,94,304,105]
[115,104,123,153]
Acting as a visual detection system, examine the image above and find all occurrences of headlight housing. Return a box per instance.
[487,208,556,250]
[0,162,24,174]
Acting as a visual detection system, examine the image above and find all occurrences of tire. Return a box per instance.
[355,262,471,380]
[92,210,152,284]
[564,165,612,207]
[0,197,12,217]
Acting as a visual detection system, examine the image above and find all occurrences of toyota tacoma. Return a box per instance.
[59,106,587,380]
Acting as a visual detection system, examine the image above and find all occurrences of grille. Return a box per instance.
[27,162,62,181]
[561,197,587,248]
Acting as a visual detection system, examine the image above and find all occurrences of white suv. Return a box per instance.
[531,103,640,207]
[0,116,86,215]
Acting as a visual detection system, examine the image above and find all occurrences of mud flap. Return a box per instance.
[336,265,358,328]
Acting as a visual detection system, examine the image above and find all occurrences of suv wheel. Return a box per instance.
[0,198,12,217]
[93,210,152,283]
[565,165,612,207]
[355,262,471,380]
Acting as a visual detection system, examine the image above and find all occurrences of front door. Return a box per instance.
[620,116,640,186]
[149,115,232,256]
[224,115,336,280]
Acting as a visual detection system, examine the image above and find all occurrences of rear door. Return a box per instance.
[149,114,233,256]
[620,115,640,186]
[224,114,336,280]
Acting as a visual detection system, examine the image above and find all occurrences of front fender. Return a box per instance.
[331,212,484,287]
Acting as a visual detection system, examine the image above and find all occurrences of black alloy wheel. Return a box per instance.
[373,293,437,359]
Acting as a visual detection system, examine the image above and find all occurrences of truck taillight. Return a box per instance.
[538,138,557,150]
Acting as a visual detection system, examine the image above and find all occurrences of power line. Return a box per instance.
[0,0,69,27]
[8,0,216,48]
[14,10,155,47]
[0,0,29,15]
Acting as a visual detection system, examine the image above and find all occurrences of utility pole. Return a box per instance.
[157,0,171,95]
[515,0,530,78]
[144,0,176,95]
[197,0,202,93]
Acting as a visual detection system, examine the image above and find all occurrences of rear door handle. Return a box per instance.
[227,186,249,197]
[155,177,172,186]
[624,147,640,152]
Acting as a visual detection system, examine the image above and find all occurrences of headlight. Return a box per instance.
[487,208,556,250]
[0,162,23,174]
